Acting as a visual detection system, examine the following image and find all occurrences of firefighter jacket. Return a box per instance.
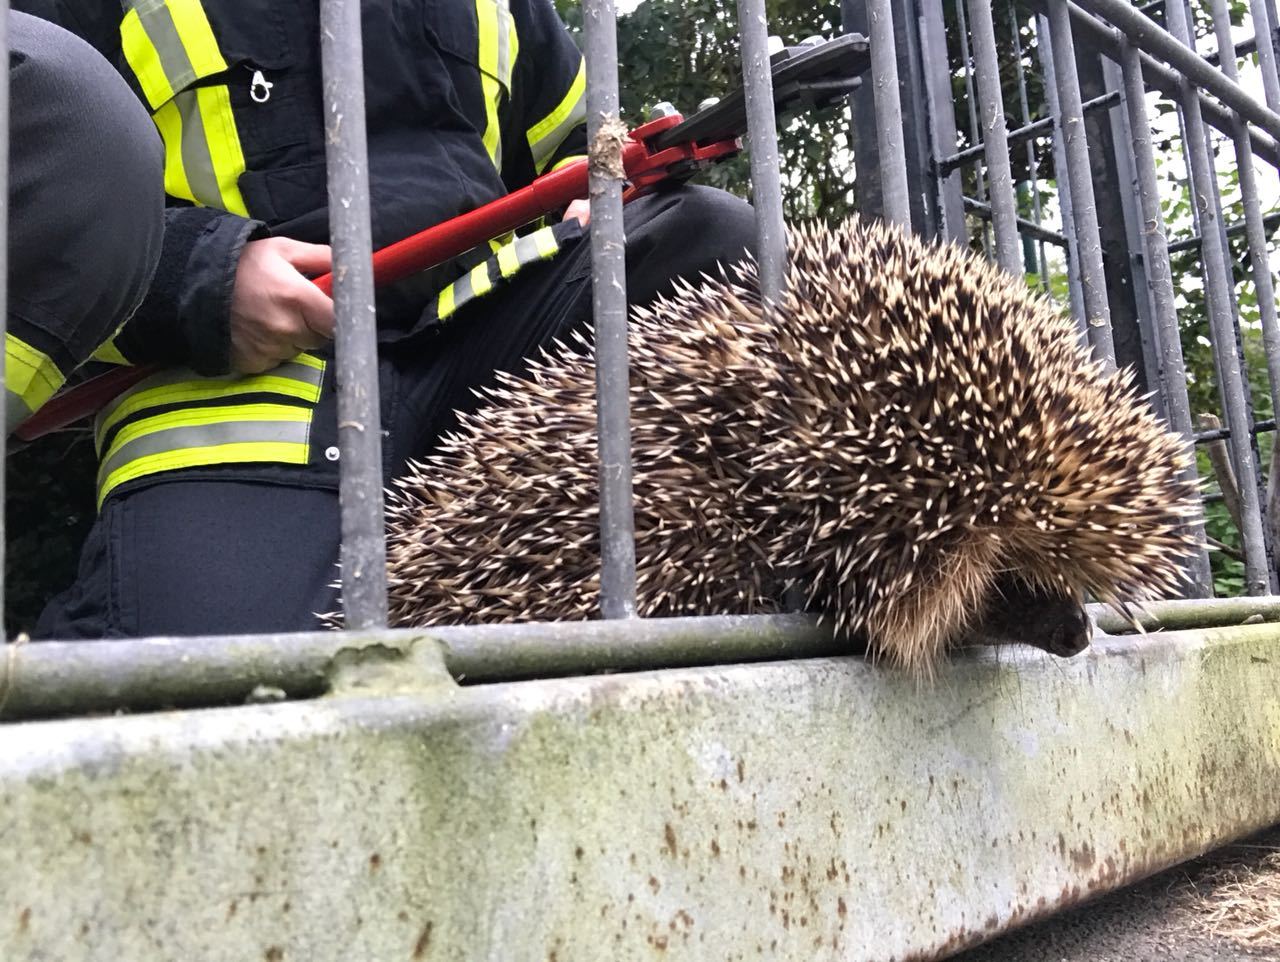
[16,0,588,502]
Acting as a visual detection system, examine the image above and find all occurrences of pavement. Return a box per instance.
[949,826,1280,962]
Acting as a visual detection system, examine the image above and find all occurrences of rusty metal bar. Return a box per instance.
[966,0,1021,272]
[320,0,388,629]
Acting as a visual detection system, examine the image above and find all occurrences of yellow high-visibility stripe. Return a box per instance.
[528,59,586,173]
[438,284,458,321]
[120,0,229,109]
[120,8,175,109]
[96,403,312,506]
[5,335,64,430]
[469,262,493,300]
[477,0,503,170]
[550,154,587,173]
[91,340,131,366]
[164,0,226,81]
[119,1,248,215]
[496,243,521,278]
[195,85,249,216]
[293,353,326,371]
[152,98,195,202]
[96,356,326,451]
[99,441,311,507]
[103,402,309,459]
[532,226,559,259]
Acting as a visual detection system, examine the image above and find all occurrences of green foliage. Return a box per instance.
[556,0,856,220]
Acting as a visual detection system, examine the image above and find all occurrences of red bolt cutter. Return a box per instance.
[14,34,869,443]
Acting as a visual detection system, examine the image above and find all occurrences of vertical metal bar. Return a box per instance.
[1167,0,1271,594]
[0,1,8,637]
[736,0,787,302]
[1209,0,1280,422]
[1008,0,1050,282]
[1043,0,1116,366]
[1250,0,1280,112]
[1036,12,1088,328]
[966,0,1022,272]
[1119,36,1214,597]
[320,0,388,628]
[1069,0,1280,137]
[867,0,911,225]
[920,0,967,243]
[955,0,991,252]
[583,0,637,619]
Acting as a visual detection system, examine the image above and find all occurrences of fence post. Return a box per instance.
[319,0,389,629]
[583,0,638,619]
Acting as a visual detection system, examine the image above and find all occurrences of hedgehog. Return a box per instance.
[378,217,1199,676]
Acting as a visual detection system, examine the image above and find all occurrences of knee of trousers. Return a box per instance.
[9,12,165,335]
[621,185,758,305]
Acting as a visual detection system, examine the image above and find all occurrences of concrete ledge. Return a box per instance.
[2,625,1279,961]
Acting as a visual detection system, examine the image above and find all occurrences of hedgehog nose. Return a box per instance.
[1046,620,1091,658]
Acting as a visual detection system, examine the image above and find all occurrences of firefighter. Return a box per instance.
[19,0,756,637]
[6,11,164,435]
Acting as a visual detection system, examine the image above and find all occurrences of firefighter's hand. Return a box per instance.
[229,237,335,374]
[563,199,591,228]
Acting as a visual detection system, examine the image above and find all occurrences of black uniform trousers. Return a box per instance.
[7,11,164,431]
[36,185,757,638]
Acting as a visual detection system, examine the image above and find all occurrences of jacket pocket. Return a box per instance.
[119,0,305,216]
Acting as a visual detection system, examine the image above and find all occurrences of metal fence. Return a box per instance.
[1,0,1279,654]
[844,0,1280,601]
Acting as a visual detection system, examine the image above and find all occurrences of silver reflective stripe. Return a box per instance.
[5,392,31,435]
[97,359,326,432]
[96,418,311,490]
[513,231,547,264]
[130,1,199,93]
[449,264,487,315]
[173,89,223,210]
[530,95,586,173]
[496,0,513,91]
[438,228,560,320]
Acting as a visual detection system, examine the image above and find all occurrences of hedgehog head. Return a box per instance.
[746,220,1199,674]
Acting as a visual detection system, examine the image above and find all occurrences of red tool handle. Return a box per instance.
[14,120,722,443]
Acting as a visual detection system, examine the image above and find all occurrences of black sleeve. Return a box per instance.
[114,206,266,376]
[501,0,588,192]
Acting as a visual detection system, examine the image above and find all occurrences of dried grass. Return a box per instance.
[1185,846,1280,952]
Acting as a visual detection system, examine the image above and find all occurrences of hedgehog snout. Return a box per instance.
[969,577,1091,659]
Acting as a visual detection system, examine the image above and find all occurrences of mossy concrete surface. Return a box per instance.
[2,626,1279,961]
